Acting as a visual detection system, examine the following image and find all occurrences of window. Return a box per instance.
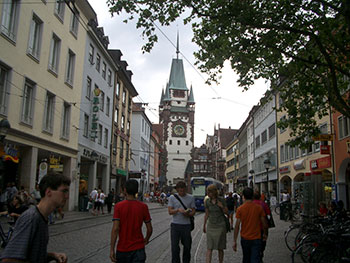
[289,146,294,160]
[338,115,350,139]
[86,76,91,100]
[65,49,75,86]
[255,135,260,149]
[114,108,119,123]
[280,145,285,163]
[177,140,180,145]
[280,116,286,133]
[83,114,89,137]
[126,144,129,160]
[116,81,120,97]
[186,141,189,146]
[96,53,100,72]
[113,135,117,154]
[27,14,43,59]
[261,130,267,144]
[99,91,104,111]
[269,123,276,139]
[104,128,108,148]
[61,102,71,139]
[108,69,112,86]
[169,140,172,145]
[122,90,126,104]
[0,65,10,115]
[43,92,55,133]
[106,97,110,116]
[102,62,106,79]
[54,1,65,21]
[70,9,79,36]
[120,139,124,158]
[121,115,125,130]
[295,147,300,158]
[98,124,102,145]
[48,34,61,74]
[1,0,20,40]
[88,44,94,64]
[21,79,35,125]
[285,144,289,161]
[127,121,130,134]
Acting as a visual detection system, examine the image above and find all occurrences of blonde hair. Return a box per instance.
[207,184,218,198]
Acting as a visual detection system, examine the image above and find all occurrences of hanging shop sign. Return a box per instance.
[312,134,334,141]
[49,156,63,171]
[320,145,330,154]
[38,162,48,183]
[90,87,101,139]
[310,156,331,170]
[0,144,19,163]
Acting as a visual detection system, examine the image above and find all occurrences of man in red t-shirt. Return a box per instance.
[110,180,153,263]
[233,188,268,263]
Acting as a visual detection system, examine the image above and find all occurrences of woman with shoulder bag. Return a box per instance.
[203,184,228,263]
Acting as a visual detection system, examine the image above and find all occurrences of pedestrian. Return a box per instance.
[89,188,98,214]
[233,187,268,263]
[0,172,70,263]
[94,189,102,215]
[226,192,236,230]
[100,189,105,214]
[0,195,28,223]
[168,181,196,263]
[253,191,271,262]
[110,179,153,263]
[203,184,228,263]
[106,189,115,214]
[31,183,41,204]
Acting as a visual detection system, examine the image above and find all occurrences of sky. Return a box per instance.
[87,1,269,147]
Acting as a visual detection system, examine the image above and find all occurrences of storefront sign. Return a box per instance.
[82,148,108,163]
[320,145,330,154]
[312,134,334,141]
[310,156,331,170]
[279,165,290,174]
[90,87,101,139]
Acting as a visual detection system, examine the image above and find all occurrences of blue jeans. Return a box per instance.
[171,223,192,263]
[116,248,146,263]
[241,238,262,263]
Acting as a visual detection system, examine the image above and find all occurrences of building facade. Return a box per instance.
[0,0,96,210]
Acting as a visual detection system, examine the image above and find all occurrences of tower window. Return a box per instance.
[177,140,180,145]
[169,140,172,145]
[186,141,189,146]
[177,150,179,154]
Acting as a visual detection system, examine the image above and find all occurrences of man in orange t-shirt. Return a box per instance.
[233,188,268,263]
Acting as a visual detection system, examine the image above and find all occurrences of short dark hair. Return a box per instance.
[125,179,138,196]
[175,181,186,189]
[243,187,254,200]
[39,172,71,197]
[253,191,261,200]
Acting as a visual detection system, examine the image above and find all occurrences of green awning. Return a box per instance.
[117,169,127,176]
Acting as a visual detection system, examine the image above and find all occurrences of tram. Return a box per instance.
[190,177,224,211]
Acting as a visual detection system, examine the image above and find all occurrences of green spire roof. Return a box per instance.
[168,58,188,91]
[188,85,195,103]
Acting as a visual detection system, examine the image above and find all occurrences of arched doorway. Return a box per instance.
[338,158,350,209]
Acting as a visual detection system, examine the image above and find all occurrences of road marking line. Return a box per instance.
[194,232,205,263]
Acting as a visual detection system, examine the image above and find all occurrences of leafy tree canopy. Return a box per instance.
[107,0,350,147]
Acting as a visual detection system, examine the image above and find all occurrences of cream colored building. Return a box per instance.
[0,1,95,210]
[276,91,333,212]
[225,136,239,192]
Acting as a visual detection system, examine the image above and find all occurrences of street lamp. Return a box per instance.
[263,158,271,200]
[0,119,11,143]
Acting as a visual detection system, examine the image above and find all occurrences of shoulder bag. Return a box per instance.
[217,199,231,233]
[174,194,195,231]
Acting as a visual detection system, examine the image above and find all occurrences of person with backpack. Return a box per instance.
[225,192,236,230]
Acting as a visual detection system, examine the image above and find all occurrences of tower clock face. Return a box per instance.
[174,124,185,136]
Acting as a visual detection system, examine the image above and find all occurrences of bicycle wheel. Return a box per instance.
[285,224,300,251]
[299,233,320,263]
[275,205,280,215]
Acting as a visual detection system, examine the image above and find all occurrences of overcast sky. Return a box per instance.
[87,1,269,147]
